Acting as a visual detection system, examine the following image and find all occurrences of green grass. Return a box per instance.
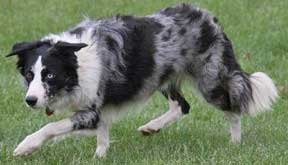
[0,0,288,164]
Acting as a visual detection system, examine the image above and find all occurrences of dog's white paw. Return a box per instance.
[13,135,42,156]
[230,136,241,143]
[94,146,108,158]
[137,123,161,136]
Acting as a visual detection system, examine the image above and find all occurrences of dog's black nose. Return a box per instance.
[25,96,38,107]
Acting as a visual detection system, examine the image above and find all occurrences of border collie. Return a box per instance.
[7,4,278,157]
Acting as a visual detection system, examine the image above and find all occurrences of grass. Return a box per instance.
[0,0,288,164]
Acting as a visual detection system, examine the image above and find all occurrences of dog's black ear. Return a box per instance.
[54,41,88,52]
[6,40,50,57]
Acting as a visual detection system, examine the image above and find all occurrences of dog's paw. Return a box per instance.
[137,124,160,136]
[230,136,241,144]
[94,146,108,158]
[13,135,42,156]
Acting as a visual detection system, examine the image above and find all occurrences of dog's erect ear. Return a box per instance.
[6,40,50,57]
[54,41,88,52]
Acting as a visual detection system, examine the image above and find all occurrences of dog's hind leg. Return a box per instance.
[224,111,241,143]
[196,73,243,143]
[138,84,190,135]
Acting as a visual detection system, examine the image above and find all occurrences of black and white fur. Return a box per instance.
[7,4,278,157]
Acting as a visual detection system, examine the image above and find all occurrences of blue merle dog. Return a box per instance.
[7,4,278,157]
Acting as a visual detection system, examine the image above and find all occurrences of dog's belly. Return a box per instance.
[100,97,150,124]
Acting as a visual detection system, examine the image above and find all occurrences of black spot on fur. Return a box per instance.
[162,28,172,41]
[102,16,157,105]
[197,21,218,53]
[90,104,97,110]
[178,28,187,35]
[71,110,100,129]
[159,65,174,85]
[180,49,187,56]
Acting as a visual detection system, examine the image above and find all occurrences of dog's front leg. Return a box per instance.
[94,121,109,158]
[13,118,73,156]
[71,110,110,158]
[14,110,108,157]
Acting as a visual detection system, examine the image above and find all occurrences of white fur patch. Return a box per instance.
[101,99,148,125]
[75,37,102,107]
[13,119,73,156]
[13,133,44,156]
[26,56,46,107]
[248,72,278,116]
[14,119,73,156]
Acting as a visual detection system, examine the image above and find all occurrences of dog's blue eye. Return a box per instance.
[47,73,55,79]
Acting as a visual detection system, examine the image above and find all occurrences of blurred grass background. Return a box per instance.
[0,0,287,164]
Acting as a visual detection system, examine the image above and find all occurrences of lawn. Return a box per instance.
[0,0,287,164]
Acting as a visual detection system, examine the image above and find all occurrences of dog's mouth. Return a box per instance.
[45,107,54,116]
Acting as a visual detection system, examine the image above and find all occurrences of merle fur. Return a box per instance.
[71,110,100,129]
[9,3,257,130]
[100,16,160,105]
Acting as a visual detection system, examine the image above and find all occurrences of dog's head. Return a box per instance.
[7,40,87,112]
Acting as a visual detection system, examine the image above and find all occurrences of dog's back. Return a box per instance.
[45,3,277,116]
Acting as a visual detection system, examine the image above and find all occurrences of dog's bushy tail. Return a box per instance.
[247,72,278,116]
[228,71,278,116]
